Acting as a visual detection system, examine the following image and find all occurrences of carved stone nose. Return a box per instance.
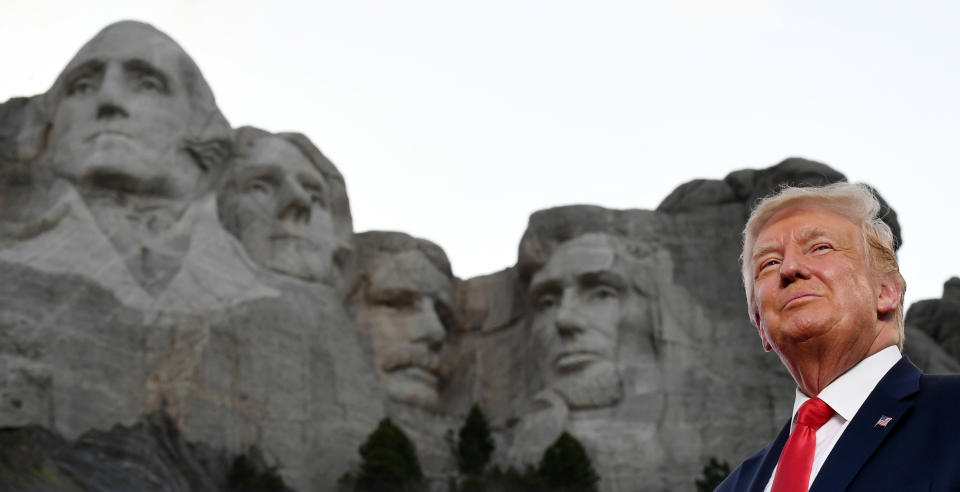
[97,103,129,119]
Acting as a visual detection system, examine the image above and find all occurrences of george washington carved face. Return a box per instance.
[43,21,227,201]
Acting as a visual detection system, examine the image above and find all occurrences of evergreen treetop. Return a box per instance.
[537,432,599,492]
[457,404,495,476]
[354,418,424,492]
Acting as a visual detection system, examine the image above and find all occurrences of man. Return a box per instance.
[218,127,353,285]
[40,20,231,199]
[718,183,960,491]
[0,21,265,310]
[524,231,655,410]
[34,20,233,292]
[349,231,456,410]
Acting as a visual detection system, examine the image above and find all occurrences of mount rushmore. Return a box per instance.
[1,21,958,492]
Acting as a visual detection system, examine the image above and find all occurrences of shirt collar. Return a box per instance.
[790,345,902,424]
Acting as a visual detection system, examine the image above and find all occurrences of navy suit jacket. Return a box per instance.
[716,356,960,492]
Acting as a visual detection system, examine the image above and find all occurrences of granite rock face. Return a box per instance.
[2,20,958,492]
[0,411,287,492]
[0,21,382,492]
[906,277,960,367]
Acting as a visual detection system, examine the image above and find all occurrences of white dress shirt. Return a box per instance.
[763,346,902,492]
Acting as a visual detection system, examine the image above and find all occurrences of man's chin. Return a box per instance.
[777,316,835,344]
[264,248,332,282]
[552,359,622,410]
[383,372,440,409]
[52,146,201,198]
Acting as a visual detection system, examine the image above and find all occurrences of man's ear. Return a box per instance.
[877,274,903,316]
[752,310,772,352]
[185,136,232,193]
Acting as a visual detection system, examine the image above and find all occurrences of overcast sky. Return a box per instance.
[3,0,958,308]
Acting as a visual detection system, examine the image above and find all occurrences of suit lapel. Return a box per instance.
[809,356,921,492]
[748,420,792,492]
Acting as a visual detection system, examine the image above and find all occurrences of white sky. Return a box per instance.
[3,0,958,308]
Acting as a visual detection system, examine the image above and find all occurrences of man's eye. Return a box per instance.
[759,259,780,271]
[378,296,417,310]
[535,293,558,310]
[133,74,165,93]
[304,186,327,208]
[247,179,272,195]
[812,244,832,252]
[68,78,96,95]
[588,285,619,301]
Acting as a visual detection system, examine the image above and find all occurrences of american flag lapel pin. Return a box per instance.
[874,415,892,428]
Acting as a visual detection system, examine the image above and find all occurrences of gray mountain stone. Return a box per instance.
[0,21,382,492]
[906,277,960,365]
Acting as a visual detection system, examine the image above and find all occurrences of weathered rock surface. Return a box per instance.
[0,411,292,492]
[906,277,960,366]
[0,20,383,492]
[1,19,958,492]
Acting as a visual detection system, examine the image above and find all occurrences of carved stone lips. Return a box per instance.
[398,365,439,386]
[554,350,601,372]
[85,130,132,142]
[269,233,302,241]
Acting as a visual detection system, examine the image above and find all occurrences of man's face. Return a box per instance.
[528,233,637,407]
[220,136,336,281]
[355,250,453,409]
[750,206,887,372]
[45,23,197,199]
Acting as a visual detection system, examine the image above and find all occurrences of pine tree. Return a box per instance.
[694,457,731,492]
[457,404,495,476]
[537,432,599,492]
[226,448,287,492]
[354,418,424,492]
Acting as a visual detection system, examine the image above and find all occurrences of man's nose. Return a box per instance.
[413,297,446,351]
[95,65,130,120]
[276,176,312,223]
[779,247,811,285]
[554,291,586,338]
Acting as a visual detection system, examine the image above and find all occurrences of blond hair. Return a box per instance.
[740,182,906,347]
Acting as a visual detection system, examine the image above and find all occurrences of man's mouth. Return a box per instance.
[554,350,602,372]
[381,347,441,386]
[85,130,133,142]
[394,365,439,386]
[269,234,302,241]
[783,292,819,309]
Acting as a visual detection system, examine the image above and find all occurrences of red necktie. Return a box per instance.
[771,397,835,492]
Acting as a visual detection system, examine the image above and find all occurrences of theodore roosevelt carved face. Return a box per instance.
[350,233,455,409]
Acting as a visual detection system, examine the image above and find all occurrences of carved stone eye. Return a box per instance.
[535,293,559,310]
[68,77,96,95]
[247,179,272,195]
[135,75,164,92]
[588,285,619,301]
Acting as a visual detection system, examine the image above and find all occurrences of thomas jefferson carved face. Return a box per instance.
[219,135,336,281]
[528,233,649,409]
[354,249,454,409]
[44,22,201,200]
